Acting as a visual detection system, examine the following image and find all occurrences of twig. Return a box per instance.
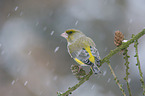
[134,38,145,95]
[123,48,132,96]
[100,29,145,66]
[59,70,93,96]
[106,61,126,96]
[58,29,145,96]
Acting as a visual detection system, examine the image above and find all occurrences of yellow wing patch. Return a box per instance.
[74,58,87,66]
[85,46,95,63]
[74,46,95,66]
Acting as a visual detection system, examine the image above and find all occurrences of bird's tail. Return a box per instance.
[90,64,101,74]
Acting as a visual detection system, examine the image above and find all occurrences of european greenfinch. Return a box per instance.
[61,29,101,74]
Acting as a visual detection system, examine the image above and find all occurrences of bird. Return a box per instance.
[61,29,101,74]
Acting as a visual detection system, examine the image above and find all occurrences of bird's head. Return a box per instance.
[61,29,84,43]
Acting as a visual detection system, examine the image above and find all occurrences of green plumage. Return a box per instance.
[68,36,95,55]
[61,29,101,74]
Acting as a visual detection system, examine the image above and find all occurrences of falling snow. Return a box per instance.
[43,26,47,31]
[91,85,95,90]
[54,46,59,53]
[128,78,131,83]
[15,6,18,11]
[7,13,11,17]
[51,31,54,35]
[24,81,28,86]
[53,76,58,81]
[28,51,32,55]
[35,22,39,26]
[107,78,111,83]
[129,18,133,23]
[75,20,78,26]
[11,80,15,85]
[20,11,23,16]
[103,70,107,76]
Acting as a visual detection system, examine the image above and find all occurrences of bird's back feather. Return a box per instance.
[67,35,101,74]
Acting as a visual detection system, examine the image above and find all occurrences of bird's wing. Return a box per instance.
[90,46,100,64]
[67,36,100,66]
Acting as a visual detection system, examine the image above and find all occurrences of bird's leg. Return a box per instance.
[78,66,83,72]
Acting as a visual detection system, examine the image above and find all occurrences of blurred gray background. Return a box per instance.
[0,0,145,96]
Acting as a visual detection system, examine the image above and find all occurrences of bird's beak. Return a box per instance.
[61,32,68,38]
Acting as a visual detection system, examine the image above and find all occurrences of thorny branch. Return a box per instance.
[58,29,145,96]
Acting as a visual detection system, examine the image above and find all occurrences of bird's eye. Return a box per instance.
[68,31,73,34]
